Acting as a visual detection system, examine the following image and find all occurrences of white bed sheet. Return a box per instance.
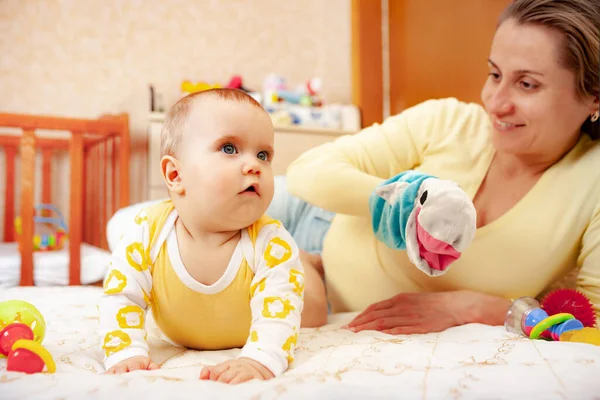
[1,286,599,400]
[0,243,110,287]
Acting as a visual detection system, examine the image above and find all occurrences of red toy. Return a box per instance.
[541,288,597,328]
[0,300,56,374]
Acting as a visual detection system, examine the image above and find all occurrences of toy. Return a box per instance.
[181,80,222,95]
[0,300,55,373]
[540,288,596,328]
[14,204,68,252]
[369,171,477,276]
[225,74,252,92]
[262,74,323,107]
[505,289,599,345]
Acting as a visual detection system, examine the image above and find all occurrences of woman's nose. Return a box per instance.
[487,84,514,116]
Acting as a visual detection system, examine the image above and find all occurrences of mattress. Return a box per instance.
[1,286,599,399]
[0,242,110,287]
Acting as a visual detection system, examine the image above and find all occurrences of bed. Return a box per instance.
[2,112,599,399]
[1,286,599,399]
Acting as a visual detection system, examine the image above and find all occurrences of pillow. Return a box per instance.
[0,242,111,287]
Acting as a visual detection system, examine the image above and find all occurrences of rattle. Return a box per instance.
[505,289,599,345]
[0,300,56,373]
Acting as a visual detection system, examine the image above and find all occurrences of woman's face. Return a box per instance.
[481,18,597,162]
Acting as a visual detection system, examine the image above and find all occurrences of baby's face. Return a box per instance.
[177,98,275,230]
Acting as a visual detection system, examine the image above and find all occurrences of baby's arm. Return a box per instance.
[201,222,304,383]
[240,222,304,375]
[98,211,155,373]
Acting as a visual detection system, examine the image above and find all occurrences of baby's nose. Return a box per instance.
[243,161,261,175]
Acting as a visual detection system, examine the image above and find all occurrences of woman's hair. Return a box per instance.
[499,0,600,140]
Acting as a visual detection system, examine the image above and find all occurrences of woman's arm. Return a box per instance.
[286,100,450,217]
[576,201,600,325]
[342,290,511,334]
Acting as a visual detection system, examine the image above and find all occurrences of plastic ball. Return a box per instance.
[0,300,46,348]
[541,289,597,328]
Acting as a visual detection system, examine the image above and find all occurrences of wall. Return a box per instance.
[0,0,351,239]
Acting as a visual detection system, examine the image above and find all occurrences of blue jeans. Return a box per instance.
[107,176,334,255]
[266,176,334,255]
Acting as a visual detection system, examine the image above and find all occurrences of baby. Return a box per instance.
[98,88,304,384]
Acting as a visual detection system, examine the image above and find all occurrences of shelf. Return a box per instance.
[148,112,356,137]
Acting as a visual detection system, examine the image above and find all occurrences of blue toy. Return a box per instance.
[369,171,477,276]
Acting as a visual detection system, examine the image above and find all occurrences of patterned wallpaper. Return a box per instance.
[0,0,351,236]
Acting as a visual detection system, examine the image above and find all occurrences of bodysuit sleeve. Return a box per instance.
[97,210,154,371]
[239,221,304,376]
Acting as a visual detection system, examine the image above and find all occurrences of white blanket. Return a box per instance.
[1,286,599,399]
[0,243,111,287]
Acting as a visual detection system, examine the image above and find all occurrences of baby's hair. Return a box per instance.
[160,88,264,157]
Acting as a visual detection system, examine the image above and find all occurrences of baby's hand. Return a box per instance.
[200,357,275,384]
[106,356,160,374]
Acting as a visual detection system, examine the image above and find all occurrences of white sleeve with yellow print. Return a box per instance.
[239,221,304,377]
[97,210,153,371]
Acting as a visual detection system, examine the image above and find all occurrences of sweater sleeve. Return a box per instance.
[238,222,303,377]
[576,200,600,325]
[97,211,153,371]
[286,98,466,217]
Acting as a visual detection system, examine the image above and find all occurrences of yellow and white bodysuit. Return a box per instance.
[98,200,304,376]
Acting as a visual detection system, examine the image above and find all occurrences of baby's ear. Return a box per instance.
[161,155,184,195]
[375,181,409,203]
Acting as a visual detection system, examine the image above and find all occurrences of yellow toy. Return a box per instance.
[181,80,222,95]
[0,300,55,373]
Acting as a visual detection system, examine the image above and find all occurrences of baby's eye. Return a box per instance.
[221,144,237,154]
[257,151,269,161]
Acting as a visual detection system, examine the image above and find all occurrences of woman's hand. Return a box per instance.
[342,290,511,334]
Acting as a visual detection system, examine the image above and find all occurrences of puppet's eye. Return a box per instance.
[420,190,428,205]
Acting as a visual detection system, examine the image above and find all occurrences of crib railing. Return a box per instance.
[0,113,130,286]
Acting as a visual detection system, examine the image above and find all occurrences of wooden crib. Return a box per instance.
[0,113,130,286]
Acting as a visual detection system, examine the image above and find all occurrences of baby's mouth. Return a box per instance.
[241,184,259,195]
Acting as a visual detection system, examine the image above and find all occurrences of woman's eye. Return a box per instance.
[520,81,537,90]
[257,151,269,161]
[488,72,500,81]
[221,144,237,154]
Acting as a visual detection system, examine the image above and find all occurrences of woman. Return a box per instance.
[288,0,600,333]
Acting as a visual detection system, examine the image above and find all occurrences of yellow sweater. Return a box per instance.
[99,200,303,376]
[287,98,600,322]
